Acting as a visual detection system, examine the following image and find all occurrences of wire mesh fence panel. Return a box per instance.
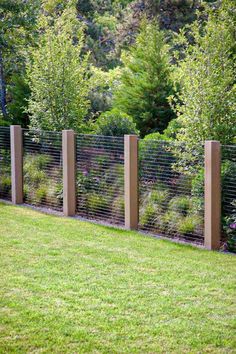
[139,140,204,244]
[221,145,236,250]
[23,129,63,211]
[0,127,11,200]
[76,135,124,225]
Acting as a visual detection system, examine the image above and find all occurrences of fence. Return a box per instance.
[0,125,235,251]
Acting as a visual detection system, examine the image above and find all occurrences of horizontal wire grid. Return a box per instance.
[139,140,204,244]
[23,130,63,211]
[221,145,236,242]
[0,127,11,200]
[76,135,124,225]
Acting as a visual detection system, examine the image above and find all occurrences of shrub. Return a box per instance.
[112,196,124,220]
[161,210,180,234]
[177,215,201,235]
[149,189,169,209]
[140,202,158,227]
[35,184,48,204]
[140,187,169,228]
[87,193,110,214]
[169,196,191,215]
[224,200,236,252]
[144,119,181,142]
[94,109,138,136]
[0,176,11,194]
[23,153,62,208]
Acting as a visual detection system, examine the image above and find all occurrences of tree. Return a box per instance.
[27,4,92,132]
[173,0,236,148]
[113,19,175,137]
[0,0,39,125]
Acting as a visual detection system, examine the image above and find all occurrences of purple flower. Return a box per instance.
[229,223,236,230]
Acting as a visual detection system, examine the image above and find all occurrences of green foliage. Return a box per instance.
[113,19,175,137]
[93,108,138,136]
[7,75,30,127]
[27,5,92,132]
[224,200,236,252]
[140,187,169,228]
[23,153,62,207]
[87,193,110,213]
[144,119,181,141]
[177,215,200,235]
[0,175,11,195]
[140,202,158,227]
[173,1,236,150]
[0,0,39,124]
[112,195,124,219]
[169,196,191,215]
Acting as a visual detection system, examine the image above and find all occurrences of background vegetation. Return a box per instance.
[0,0,235,248]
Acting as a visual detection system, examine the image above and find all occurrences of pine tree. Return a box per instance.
[113,19,175,137]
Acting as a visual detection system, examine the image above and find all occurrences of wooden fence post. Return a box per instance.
[124,135,138,229]
[204,140,221,250]
[10,125,23,204]
[62,130,76,216]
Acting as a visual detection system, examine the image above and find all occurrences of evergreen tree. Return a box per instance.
[27,4,92,132]
[113,19,175,137]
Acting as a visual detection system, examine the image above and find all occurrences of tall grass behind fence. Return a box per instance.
[76,135,125,225]
[138,140,204,243]
[0,127,11,200]
[221,145,236,243]
[23,130,63,210]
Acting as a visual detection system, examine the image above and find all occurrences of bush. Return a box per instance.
[94,109,138,136]
[112,196,124,220]
[140,202,158,227]
[224,200,236,252]
[149,189,169,209]
[177,215,201,235]
[169,196,191,215]
[35,184,48,204]
[161,210,180,234]
[140,188,169,228]
[87,193,110,214]
[0,175,11,196]
[144,119,181,141]
[23,153,62,208]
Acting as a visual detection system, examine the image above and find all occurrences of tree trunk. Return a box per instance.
[0,49,7,119]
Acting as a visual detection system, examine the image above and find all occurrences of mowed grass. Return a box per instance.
[0,203,235,353]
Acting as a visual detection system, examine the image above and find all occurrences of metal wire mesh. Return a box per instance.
[76,134,124,225]
[23,129,63,211]
[139,140,204,244]
[0,127,11,200]
[221,145,236,245]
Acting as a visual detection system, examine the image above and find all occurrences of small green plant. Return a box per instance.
[140,202,159,227]
[169,196,191,215]
[161,210,180,234]
[177,215,201,235]
[35,184,48,204]
[93,108,138,136]
[87,193,110,215]
[112,196,124,220]
[150,189,169,207]
[0,175,11,194]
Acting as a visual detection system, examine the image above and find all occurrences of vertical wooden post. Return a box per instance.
[124,135,138,229]
[62,130,76,216]
[204,140,221,250]
[10,125,23,204]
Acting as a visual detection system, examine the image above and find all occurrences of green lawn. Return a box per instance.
[0,203,235,353]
